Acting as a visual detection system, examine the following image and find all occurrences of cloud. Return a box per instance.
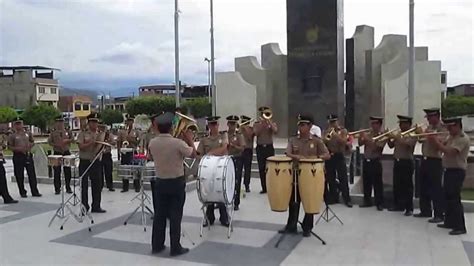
[91,42,158,65]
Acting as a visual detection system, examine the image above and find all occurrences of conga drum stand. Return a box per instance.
[275,170,326,247]
[315,184,343,225]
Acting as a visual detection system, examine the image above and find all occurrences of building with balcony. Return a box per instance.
[138,85,176,96]
[0,66,60,109]
[58,95,92,131]
[105,96,131,112]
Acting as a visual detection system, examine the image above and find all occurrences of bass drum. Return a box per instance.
[197,155,235,205]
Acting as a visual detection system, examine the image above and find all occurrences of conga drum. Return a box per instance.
[266,156,293,212]
[298,158,325,214]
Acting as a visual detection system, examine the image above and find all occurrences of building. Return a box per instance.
[58,95,92,130]
[448,84,474,97]
[0,66,59,109]
[105,96,132,112]
[138,85,175,96]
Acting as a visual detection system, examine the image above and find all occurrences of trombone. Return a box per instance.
[372,128,399,142]
[238,118,255,128]
[348,128,370,138]
[260,108,273,120]
[404,131,448,139]
[400,123,425,137]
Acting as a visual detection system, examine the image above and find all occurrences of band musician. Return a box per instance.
[48,116,74,194]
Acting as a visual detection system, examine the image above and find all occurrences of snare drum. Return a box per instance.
[48,155,63,167]
[62,155,77,168]
[298,158,325,214]
[197,155,235,205]
[266,156,293,212]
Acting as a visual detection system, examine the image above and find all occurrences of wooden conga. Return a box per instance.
[298,158,325,214]
[266,156,293,212]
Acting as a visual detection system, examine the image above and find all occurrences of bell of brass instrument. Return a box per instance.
[173,112,199,138]
[260,108,273,120]
[324,128,337,141]
[400,123,425,137]
[122,140,130,148]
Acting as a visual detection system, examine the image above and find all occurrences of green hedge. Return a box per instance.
[125,96,211,118]
[181,97,211,118]
[442,96,474,118]
[0,106,18,123]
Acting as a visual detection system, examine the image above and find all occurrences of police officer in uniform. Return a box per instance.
[432,117,469,235]
[226,115,245,211]
[77,113,106,213]
[197,116,230,227]
[1,129,18,204]
[140,115,159,155]
[254,107,278,194]
[48,116,74,194]
[387,115,417,216]
[98,123,115,191]
[322,114,352,207]
[359,116,387,211]
[414,108,446,222]
[118,115,140,192]
[240,115,254,192]
[279,114,330,237]
[8,118,42,198]
[148,112,196,256]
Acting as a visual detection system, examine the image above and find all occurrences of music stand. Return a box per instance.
[275,170,326,247]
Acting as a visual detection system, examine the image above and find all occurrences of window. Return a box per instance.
[441,73,446,84]
[39,87,46,94]
[50,87,57,94]
[74,102,82,111]
[83,104,90,111]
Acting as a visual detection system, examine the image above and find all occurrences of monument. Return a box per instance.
[286,0,345,135]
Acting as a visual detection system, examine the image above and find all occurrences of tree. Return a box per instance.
[21,104,61,133]
[0,106,18,123]
[182,97,212,118]
[126,96,176,116]
[442,96,474,118]
[100,109,124,126]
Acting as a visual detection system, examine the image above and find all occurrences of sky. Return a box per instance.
[0,0,473,96]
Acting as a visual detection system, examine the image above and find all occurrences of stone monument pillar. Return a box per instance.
[286,0,345,135]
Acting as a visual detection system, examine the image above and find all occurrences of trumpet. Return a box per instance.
[260,108,273,120]
[404,131,448,138]
[348,128,370,137]
[324,128,337,141]
[400,123,425,137]
[372,128,399,142]
[173,112,198,138]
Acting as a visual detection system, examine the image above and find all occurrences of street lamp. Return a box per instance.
[205,57,211,103]
[174,0,180,107]
[408,0,415,117]
[210,0,216,116]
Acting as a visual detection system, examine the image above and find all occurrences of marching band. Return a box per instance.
[0,105,470,256]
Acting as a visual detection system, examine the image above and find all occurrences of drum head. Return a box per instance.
[223,157,235,204]
[197,155,235,205]
[267,155,292,162]
[299,158,324,163]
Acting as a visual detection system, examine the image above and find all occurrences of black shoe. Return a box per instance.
[220,221,230,227]
[428,217,444,224]
[66,189,73,194]
[359,203,373,208]
[91,208,106,213]
[388,207,404,212]
[135,188,140,193]
[278,227,297,234]
[413,212,432,218]
[302,231,311,237]
[55,191,60,195]
[245,187,250,193]
[437,224,452,229]
[234,205,239,211]
[4,199,18,204]
[202,221,214,227]
[121,189,128,193]
[152,245,166,254]
[32,193,42,197]
[20,194,27,198]
[108,188,115,192]
[449,229,467,236]
[259,190,267,194]
[404,210,413,216]
[376,205,383,211]
[170,247,189,257]
[345,201,353,208]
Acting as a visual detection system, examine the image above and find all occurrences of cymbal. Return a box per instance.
[96,141,113,147]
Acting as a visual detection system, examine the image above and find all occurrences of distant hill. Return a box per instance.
[60,87,137,104]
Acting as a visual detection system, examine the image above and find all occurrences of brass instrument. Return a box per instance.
[122,140,130,148]
[173,112,199,138]
[324,128,337,141]
[348,128,370,137]
[372,128,399,142]
[238,118,255,128]
[260,108,273,120]
[405,131,448,138]
[400,123,425,137]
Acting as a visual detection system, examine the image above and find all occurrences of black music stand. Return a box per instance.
[275,171,326,247]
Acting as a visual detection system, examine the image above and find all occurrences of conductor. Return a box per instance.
[148,112,197,256]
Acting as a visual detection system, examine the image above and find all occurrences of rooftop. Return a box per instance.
[0,66,60,71]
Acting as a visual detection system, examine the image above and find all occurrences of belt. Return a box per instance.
[422,156,441,161]
[257,144,272,147]
[365,158,380,162]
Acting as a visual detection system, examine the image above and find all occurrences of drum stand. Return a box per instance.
[315,202,343,226]
[199,202,234,239]
[275,171,326,248]
[123,164,154,232]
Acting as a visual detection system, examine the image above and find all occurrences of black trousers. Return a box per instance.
[256,144,274,192]
[285,176,313,232]
[232,156,244,207]
[53,150,72,193]
[419,158,444,217]
[362,159,383,206]
[102,153,113,189]
[392,159,414,211]
[241,148,253,188]
[325,152,351,203]
[206,203,229,224]
[1,162,14,202]
[121,152,140,191]
[152,177,186,251]
[79,159,102,211]
[13,152,39,196]
[443,169,466,231]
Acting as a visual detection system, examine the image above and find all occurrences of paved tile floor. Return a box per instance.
[1,175,473,265]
